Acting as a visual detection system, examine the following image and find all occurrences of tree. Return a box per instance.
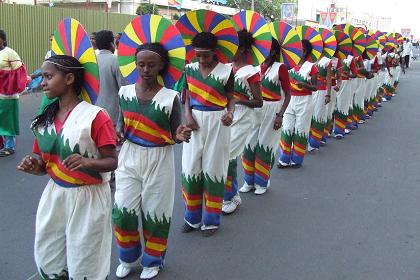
[136,3,159,15]
[226,0,297,22]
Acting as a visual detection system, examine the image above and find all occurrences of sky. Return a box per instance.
[298,0,420,37]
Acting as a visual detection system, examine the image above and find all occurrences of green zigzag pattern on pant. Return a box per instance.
[203,173,225,198]
[39,268,68,280]
[242,144,255,163]
[182,172,226,199]
[334,110,348,121]
[293,132,308,146]
[353,104,364,116]
[141,212,171,239]
[311,118,326,132]
[255,143,275,168]
[112,206,139,232]
[182,173,203,195]
[280,129,293,145]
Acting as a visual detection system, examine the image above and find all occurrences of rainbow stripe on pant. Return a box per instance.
[279,131,308,165]
[182,173,224,228]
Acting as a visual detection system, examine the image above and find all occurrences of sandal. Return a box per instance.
[0,148,15,157]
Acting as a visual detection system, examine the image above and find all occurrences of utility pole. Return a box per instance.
[251,0,254,11]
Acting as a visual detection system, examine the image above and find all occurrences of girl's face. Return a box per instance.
[194,49,216,67]
[136,50,163,83]
[41,62,75,99]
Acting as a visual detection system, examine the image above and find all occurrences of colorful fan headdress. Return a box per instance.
[269,21,302,69]
[316,27,337,58]
[385,32,397,51]
[333,30,352,59]
[365,34,380,59]
[295,25,324,62]
[118,15,186,88]
[176,9,239,63]
[377,32,387,50]
[230,10,271,66]
[51,18,99,104]
[334,24,366,57]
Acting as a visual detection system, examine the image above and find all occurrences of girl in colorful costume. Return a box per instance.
[176,10,238,235]
[112,15,191,279]
[240,35,291,194]
[278,29,320,168]
[223,10,267,213]
[17,18,117,279]
[0,29,27,156]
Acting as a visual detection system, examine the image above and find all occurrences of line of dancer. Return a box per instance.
[15,11,404,280]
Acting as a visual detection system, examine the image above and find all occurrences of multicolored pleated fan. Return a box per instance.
[365,34,379,59]
[269,21,302,69]
[176,9,239,63]
[333,30,352,60]
[385,32,397,51]
[118,15,186,88]
[316,27,337,58]
[295,25,323,62]
[51,18,99,104]
[367,30,380,40]
[334,24,366,57]
[395,33,404,43]
[231,10,271,66]
[377,32,387,50]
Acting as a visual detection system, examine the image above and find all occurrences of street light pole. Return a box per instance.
[251,0,254,11]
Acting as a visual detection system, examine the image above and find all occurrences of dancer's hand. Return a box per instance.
[116,131,124,144]
[273,114,283,130]
[186,114,199,131]
[324,94,331,105]
[63,154,91,172]
[175,125,192,143]
[333,86,340,92]
[17,155,45,175]
[221,111,234,126]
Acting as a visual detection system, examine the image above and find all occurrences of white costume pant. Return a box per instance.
[243,100,283,188]
[225,105,255,200]
[278,95,314,165]
[182,109,230,229]
[35,180,112,280]
[309,90,328,148]
[114,141,175,268]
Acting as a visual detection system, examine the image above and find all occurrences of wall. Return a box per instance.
[0,3,136,72]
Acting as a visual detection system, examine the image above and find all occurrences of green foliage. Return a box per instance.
[225,0,297,21]
[136,3,159,15]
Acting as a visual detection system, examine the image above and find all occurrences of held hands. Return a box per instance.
[63,154,91,172]
[273,114,283,130]
[186,114,200,131]
[175,125,192,143]
[221,111,234,126]
[324,94,331,105]
[116,131,124,145]
[17,155,45,175]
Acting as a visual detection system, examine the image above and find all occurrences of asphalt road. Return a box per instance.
[1,62,420,280]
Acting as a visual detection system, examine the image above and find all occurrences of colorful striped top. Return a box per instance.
[316,57,332,91]
[289,61,318,96]
[341,56,357,80]
[186,62,232,111]
[119,84,178,147]
[260,62,290,101]
[32,101,112,188]
[232,64,260,101]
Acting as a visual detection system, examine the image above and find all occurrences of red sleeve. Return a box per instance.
[91,110,116,148]
[278,64,291,93]
[247,72,261,84]
[357,56,363,63]
[310,64,319,76]
[350,59,358,75]
[337,59,343,69]
[32,138,41,155]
